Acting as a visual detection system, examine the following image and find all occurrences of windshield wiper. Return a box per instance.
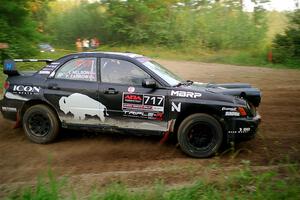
[175,82,184,87]
[186,80,194,85]
[175,80,194,87]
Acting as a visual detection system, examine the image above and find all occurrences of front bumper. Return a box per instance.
[226,112,261,143]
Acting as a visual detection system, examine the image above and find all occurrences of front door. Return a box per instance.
[97,57,169,132]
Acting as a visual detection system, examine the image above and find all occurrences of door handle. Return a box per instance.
[104,88,118,95]
[48,84,60,90]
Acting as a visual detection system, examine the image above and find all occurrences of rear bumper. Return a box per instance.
[0,98,19,121]
[226,112,261,143]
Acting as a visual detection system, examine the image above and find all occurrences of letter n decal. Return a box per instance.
[171,102,181,112]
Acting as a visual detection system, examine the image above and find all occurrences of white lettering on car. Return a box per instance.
[13,85,40,94]
[171,102,181,112]
[222,107,237,111]
[225,111,240,116]
[171,90,202,98]
[1,107,17,112]
[228,128,251,134]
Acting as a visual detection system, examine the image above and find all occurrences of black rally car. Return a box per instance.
[0,52,261,158]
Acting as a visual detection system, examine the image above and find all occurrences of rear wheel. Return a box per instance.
[23,104,59,143]
[177,113,223,158]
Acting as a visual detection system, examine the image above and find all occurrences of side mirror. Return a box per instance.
[142,78,156,88]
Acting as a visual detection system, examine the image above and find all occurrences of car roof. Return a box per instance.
[66,51,144,58]
[99,51,144,58]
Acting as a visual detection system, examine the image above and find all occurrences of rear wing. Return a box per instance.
[3,59,53,76]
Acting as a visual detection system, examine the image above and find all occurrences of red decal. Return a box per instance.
[125,95,142,101]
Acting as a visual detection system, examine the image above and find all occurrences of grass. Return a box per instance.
[5,164,300,200]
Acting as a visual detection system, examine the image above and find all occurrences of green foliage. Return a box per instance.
[0,0,42,61]
[7,170,67,200]
[46,0,268,50]
[272,9,300,64]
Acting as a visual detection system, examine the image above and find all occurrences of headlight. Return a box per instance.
[237,107,247,117]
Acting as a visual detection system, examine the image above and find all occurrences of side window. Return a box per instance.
[101,58,150,85]
[55,58,97,82]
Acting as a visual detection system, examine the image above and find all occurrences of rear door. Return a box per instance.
[97,57,169,132]
[44,57,105,125]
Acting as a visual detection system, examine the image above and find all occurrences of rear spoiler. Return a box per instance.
[3,59,53,76]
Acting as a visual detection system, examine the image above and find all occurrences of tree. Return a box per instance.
[0,0,42,61]
[272,9,300,64]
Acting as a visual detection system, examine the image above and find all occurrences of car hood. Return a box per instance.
[180,82,261,107]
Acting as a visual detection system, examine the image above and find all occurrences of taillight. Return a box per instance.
[4,81,10,90]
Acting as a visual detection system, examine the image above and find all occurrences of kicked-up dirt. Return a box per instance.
[0,60,299,197]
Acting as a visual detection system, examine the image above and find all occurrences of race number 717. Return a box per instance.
[143,95,164,106]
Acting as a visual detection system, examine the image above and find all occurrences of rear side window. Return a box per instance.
[101,58,150,85]
[55,58,97,82]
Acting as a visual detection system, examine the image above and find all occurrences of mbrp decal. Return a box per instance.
[59,93,109,122]
[13,85,41,95]
[122,93,165,112]
[171,90,201,98]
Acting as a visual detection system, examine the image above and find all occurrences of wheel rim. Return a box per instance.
[187,122,215,150]
[27,112,51,137]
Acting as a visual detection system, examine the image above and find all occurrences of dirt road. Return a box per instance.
[0,60,299,196]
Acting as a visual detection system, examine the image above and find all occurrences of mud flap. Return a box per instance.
[159,120,175,144]
[13,111,21,129]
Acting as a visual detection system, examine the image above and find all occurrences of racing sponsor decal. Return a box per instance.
[1,107,17,112]
[5,92,29,101]
[222,107,240,116]
[64,71,96,80]
[171,102,181,112]
[4,60,14,70]
[148,112,163,120]
[228,127,251,134]
[122,93,165,113]
[225,111,240,116]
[123,110,163,120]
[222,107,237,111]
[127,86,135,93]
[59,93,109,121]
[38,63,60,75]
[171,90,202,98]
[39,70,51,75]
[123,94,143,104]
[12,85,41,95]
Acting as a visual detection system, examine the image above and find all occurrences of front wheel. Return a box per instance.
[23,104,60,144]
[177,113,223,158]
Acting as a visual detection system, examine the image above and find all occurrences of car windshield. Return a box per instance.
[39,44,51,49]
[139,59,183,86]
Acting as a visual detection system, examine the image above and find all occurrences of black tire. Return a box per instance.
[177,113,223,158]
[22,104,60,144]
